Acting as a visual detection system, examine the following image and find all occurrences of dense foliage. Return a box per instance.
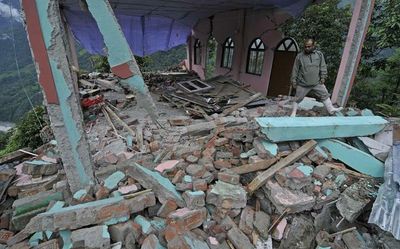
[0,106,46,156]
[350,0,400,116]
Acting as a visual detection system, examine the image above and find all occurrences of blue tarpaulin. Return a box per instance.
[61,0,314,56]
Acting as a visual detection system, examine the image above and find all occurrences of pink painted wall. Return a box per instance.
[189,8,293,94]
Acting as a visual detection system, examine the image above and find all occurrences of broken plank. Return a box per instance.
[221,92,262,117]
[0,148,31,165]
[231,158,277,175]
[104,106,136,138]
[318,139,384,177]
[79,79,96,89]
[247,140,317,194]
[95,78,123,92]
[323,163,372,179]
[256,116,388,142]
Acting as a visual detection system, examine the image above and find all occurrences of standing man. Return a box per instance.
[290,38,342,117]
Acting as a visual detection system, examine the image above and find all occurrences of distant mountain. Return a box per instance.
[0,0,41,122]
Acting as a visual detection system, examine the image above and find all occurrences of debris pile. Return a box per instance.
[1,72,399,249]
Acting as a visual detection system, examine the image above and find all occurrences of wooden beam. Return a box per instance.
[221,92,262,117]
[247,140,317,194]
[231,158,277,175]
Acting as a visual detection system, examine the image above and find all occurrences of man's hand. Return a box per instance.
[320,78,326,85]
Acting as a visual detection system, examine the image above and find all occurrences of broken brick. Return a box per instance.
[172,170,185,184]
[213,160,232,170]
[193,179,208,192]
[155,160,180,173]
[0,229,14,244]
[217,170,240,185]
[185,164,206,177]
[142,234,164,249]
[157,199,178,218]
[165,208,207,241]
[182,191,205,209]
[186,155,199,164]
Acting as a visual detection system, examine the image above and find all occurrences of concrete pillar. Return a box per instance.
[21,0,95,193]
[331,0,375,106]
[85,0,158,122]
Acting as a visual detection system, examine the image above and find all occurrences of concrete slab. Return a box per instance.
[318,139,384,177]
[256,116,387,142]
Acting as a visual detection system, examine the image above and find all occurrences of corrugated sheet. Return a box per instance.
[369,143,400,240]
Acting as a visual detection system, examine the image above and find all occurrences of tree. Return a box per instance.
[281,0,352,90]
[370,0,400,49]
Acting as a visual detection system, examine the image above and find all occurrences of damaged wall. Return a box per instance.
[189,8,292,93]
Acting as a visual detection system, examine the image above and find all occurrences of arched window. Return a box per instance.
[246,38,265,75]
[194,39,202,65]
[276,38,299,52]
[221,37,234,68]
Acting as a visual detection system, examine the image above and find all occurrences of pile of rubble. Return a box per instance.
[0,72,399,249]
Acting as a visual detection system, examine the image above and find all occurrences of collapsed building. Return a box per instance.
[1,0,399,249]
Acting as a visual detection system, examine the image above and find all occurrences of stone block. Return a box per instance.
[278,215,315,249]
[142,234,165,249]
[185,164,206,177]
[336,181,371,222]
[109,220,136,243]
[264,180,315,214]
[253,211,271,239]
[21,160,58,177]
[227,225,254,249]
[239,206,255,236]
[206,181,247,209]
[312,165,331,180]
[182,191,205,209]
[71,225,110,249]
[192,179,208,192]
